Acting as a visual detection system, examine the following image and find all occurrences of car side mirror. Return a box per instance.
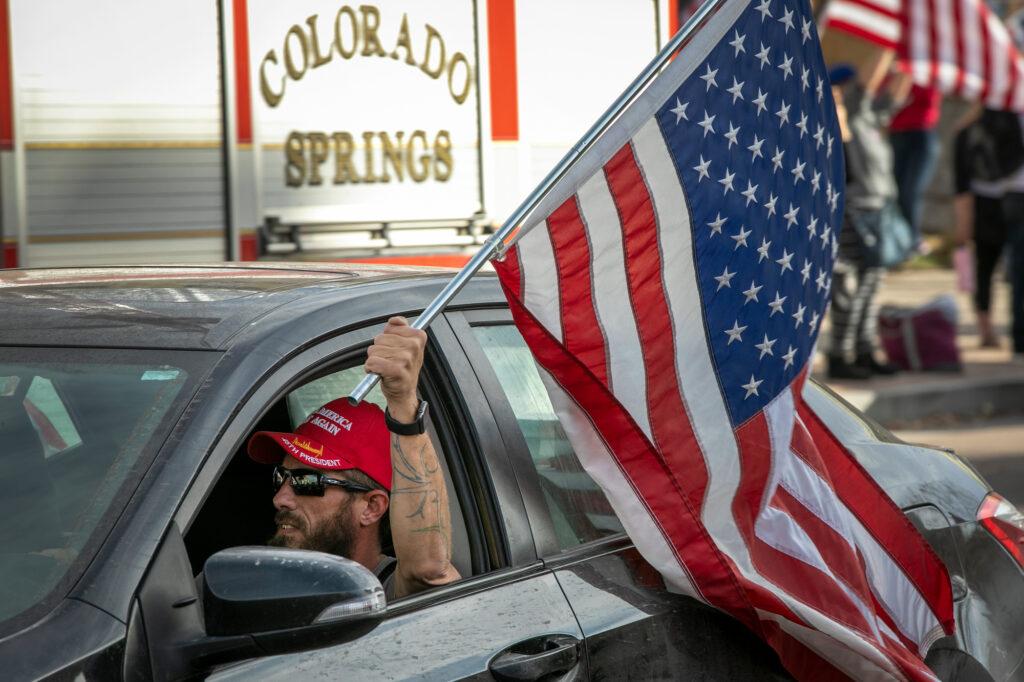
[203,546,386,637]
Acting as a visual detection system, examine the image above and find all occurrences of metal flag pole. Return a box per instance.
[349,0,724,405]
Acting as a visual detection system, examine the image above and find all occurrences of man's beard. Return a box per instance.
[268,498,356,557]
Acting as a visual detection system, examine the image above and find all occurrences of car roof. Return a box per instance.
[0,263,488,349]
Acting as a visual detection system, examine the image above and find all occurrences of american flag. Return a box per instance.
[822,0,1024,110]
[491,0,954,678]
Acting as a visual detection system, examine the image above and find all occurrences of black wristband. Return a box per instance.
[385,400,429,436]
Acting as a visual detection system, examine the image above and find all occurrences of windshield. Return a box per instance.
[0,348,213,624]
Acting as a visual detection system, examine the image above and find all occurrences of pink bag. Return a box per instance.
[878,296,962,372]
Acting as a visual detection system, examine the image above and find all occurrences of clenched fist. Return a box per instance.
[364,316,426,422]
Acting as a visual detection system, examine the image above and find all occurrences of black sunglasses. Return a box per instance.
[272,465,375,497]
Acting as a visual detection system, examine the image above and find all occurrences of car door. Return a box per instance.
[162,315,588,681]
[448,308,793,680]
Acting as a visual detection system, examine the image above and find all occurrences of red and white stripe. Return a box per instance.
[491,6,952,675]
[821,0,1024,111]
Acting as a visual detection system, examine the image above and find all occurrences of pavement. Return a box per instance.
[813,268,1024,429]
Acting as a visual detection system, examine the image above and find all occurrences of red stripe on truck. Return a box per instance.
[487,0,519,141]
[233,0,253,145]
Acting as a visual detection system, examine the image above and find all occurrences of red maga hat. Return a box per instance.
[247,398,391,491]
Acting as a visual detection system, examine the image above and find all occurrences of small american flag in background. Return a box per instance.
[822,0,1024,110]
[492,0,954,679]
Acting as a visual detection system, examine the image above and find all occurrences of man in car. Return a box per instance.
[246,316,461,599]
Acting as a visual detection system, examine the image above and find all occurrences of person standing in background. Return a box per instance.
[889,84,943,253]
[952,106,1009,349]
[827,65,904,379]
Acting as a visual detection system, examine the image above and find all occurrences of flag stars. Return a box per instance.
[805,216,818,238]
[775,101,791,127]
[809,311,820,334]
[800,258,812,283]
[707,212,727,235]
[796,113,809,138]
[740,180,758,205]
[771,147,785,173]
[670,98,690,123]
[815,268,828,292]
[724,121,741,148]
[792,303,806,328]
[732,225,752,248]
[777,53,794,80]
[725,320,747,344]
[742,281,763,303]
[768,292,786,316]
[756,43,771,70]
[827,133,835,157]
[764,192,778,217]
[700,63,719,91]
[755,0,773,21]
[791,158,806,184]
[820,224,832,248]
[698,110,716,137]
[727,78,745,103]
[811,170,821,194]
[801,66,811,92]
[778,7,795,32]
[729,30,747,56]
[752,88,769,115]
[816,77,825,103]
[693,155,712,182]
[718,168,736,194]
[748,134,765,161]
[783,203,799,228]
[755,334,777,359]
[757,237,772,262]
[801,17,813,43]
[715,265,736,290]
[814,124,825,149]
[776,248,794,273]
[782,345,797,369]
[742,375,764,399]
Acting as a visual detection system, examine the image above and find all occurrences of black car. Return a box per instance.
[0,264,1020,681]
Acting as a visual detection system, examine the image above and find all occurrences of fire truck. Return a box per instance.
[0,0,682,267]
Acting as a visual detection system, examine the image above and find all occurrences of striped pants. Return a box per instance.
[829,258,885,361]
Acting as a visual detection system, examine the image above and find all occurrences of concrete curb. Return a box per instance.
[828,374,1024,429]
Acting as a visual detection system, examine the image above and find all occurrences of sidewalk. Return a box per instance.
[812,268,1024,429]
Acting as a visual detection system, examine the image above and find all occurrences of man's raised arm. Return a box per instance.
[364,316,461,598]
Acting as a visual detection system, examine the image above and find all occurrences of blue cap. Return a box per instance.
[828,63,857,86]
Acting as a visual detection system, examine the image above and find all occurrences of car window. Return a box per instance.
[471,324,625,550]
[0,349,211,627]
[185,359,474,585]
[289,364,473,579]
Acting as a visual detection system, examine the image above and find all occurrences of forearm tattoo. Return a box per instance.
[390,434,451,559]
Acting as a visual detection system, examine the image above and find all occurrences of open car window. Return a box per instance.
[184,358,474,587]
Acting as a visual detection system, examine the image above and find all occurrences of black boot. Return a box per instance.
[856,353,899,375]
[828,356,873,380]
